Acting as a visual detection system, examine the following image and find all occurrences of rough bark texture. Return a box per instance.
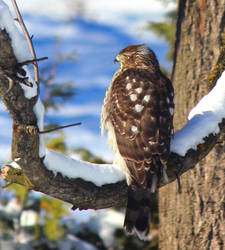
[159,1,225,249]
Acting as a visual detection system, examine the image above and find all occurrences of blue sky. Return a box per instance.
[0,0,175,161]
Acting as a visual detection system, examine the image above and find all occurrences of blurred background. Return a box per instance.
[0,0,176,249]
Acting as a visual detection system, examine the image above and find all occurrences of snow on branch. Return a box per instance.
[0,0,224,210]
[0,0,31,62]
[44,149,125,186]
[171,71,225,156]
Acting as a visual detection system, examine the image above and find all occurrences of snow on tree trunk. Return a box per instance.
[158,0,225,249]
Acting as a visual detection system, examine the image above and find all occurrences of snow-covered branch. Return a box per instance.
[0,0,224,210]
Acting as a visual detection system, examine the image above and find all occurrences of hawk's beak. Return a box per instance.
[114,55,119,63]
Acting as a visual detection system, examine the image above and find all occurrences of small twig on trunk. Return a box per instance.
[17,57,48,67]
[39,122,82,134]
[11,0,39,83]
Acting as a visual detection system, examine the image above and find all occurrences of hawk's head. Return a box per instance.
[114,44,159,71]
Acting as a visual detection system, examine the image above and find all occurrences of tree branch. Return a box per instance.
[0,26,224,210]
[11,0,39,83]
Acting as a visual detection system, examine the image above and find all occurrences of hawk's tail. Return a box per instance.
[123,186,151,240]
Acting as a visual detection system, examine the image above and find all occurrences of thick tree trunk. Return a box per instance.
[158,0,225,249]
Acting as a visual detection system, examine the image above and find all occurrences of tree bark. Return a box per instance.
[158,1,225,249]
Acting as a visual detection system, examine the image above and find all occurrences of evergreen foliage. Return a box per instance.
[40,197,67,241]
[147,1,176,61]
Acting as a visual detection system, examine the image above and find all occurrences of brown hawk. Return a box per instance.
[100,44,174,239]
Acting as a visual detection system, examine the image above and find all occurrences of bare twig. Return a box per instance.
[17,57,48,67]
[11,0,39,83]
[39,122,82,134]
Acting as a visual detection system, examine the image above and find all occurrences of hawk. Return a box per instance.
[100,44,174,239]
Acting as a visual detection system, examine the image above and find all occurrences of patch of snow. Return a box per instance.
[8,161,21,169]
[0,197,22,217]
[19,66,37,99]
[171,71,225,156]
[57,234,98,250]
[64,210,92,227]
[43,149,125,186]
[0,241,14,250]
[0,1,38,100]
[17,231,32,244]
[60,209,125,248]
[20,210,38,227]
[33,98,46,157]
[86,209,124,247]
[0,0,31,62]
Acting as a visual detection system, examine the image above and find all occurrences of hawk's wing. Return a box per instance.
[109,68,174,187]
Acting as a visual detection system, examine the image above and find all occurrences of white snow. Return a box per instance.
[19,66,37,98]
[33,98,45,157]
[43,149,125,186]
[8,161,21,169]
[171,71,225,156]
[20,210,38,227]
[0,0,31,62]
[84,209,124,248]
[0,241,14,250]
[16,231,32,244]
[0,197,22,217]
[58,234,98,250]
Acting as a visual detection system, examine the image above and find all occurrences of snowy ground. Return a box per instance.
[0,0,174,162]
